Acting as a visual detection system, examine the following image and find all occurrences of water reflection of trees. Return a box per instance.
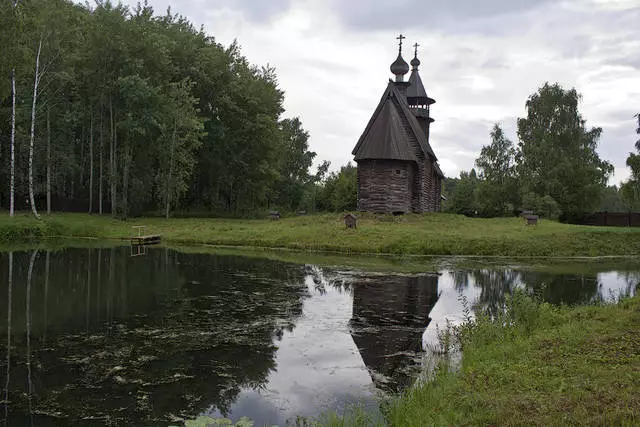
[451,269,520,315]
[0,248,310,425]
[519,272,600,305]
[304,265,352,295]
[450,268,637,308]
[349,274,439,393]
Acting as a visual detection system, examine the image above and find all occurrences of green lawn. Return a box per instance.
[1,212,640,256]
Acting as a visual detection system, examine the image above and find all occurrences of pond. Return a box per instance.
[0,246,638,426]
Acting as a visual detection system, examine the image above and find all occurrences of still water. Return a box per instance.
[0,247,638,426]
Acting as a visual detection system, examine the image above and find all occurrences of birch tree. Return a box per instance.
[28,37,43,219]
[10,69,16,216]
[46,108,51,214]
[89,115,94,213]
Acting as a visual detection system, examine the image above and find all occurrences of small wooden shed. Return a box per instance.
[344,213,357,229]
[269,211,280,220]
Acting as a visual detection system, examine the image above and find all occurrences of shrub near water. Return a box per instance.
[385,291,640,426]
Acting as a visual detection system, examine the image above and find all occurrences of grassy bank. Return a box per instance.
[382,293,640,426]
[2,212,640,256]
[321,293,640,426]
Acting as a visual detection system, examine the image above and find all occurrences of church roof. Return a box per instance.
[407,55,435,106]
[352,90,416,162]
[352,81,441,173]
[407,69,428,100]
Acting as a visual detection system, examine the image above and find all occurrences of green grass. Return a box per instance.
[2,211,640,257]
[380,293,640,426]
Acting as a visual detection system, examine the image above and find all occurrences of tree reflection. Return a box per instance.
[451,269,520,315]
[520,272,600,305]
[450,268,605,309]
[349,274,439,393]
[26,250,37,426]
[304,264,353,295]
[2,253,13,427]
[0,248,310,425]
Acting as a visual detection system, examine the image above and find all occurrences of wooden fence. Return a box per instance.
[578,211,640,227]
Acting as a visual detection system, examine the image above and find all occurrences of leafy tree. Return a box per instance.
[475,124,518,216]
[445,169,478,216]
[621,114,640,209]
[272,117,316,211]
[516,83,613,219]
[316,163,357,212]
[598,186,627,212]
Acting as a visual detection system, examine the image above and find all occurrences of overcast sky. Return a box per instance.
[115,0,639,184]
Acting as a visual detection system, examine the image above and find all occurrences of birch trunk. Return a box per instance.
[165,120,177,219]
[47,109,51,214]
[99,111,103,214]
[9,69,16,217]
[89,115,94,213]
[28,38,43,219]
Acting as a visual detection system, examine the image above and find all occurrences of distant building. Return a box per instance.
[351,36,444,213]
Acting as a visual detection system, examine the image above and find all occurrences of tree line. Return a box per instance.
[444,83,639,220]
[1,0,351,218]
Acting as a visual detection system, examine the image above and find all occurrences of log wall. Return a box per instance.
[357,160,413,213]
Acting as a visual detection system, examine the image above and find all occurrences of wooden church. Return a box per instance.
[352,36,444,214]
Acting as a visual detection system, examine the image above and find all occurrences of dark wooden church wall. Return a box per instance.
[357,160,412,213]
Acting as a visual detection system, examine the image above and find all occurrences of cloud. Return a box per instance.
[329,0,555,32]
[166,0,292,23]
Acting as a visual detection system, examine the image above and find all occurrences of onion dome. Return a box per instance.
[390,54,410,79]
[390,34,409,82]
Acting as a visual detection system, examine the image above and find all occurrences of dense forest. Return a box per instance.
[0,0,356,218]
[443,83,640,220]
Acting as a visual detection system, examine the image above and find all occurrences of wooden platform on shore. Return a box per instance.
[130,226,160,245]
[131,234,161,245]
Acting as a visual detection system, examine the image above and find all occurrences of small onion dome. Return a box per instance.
[390,53,409,77]
[410,56,420,69]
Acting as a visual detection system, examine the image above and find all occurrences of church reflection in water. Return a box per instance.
[349,274,440,393]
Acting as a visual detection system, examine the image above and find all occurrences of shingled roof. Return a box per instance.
[352,92,416,162]
[352,81,442,177]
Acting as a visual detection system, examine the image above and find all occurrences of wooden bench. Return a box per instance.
[524,215,539,226]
